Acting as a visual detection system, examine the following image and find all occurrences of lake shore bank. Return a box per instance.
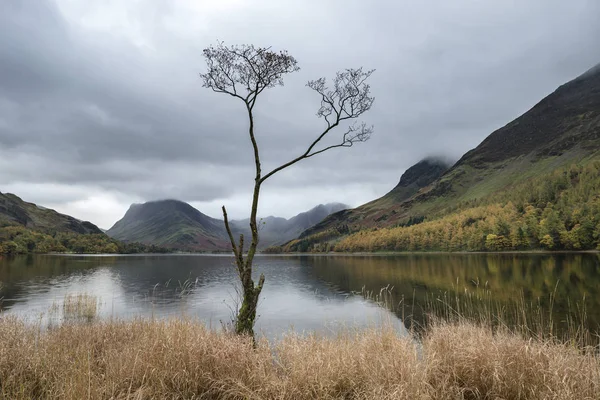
[260,249,600,256]
[0,316,598,399]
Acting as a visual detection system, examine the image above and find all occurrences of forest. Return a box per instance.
[283,160,600,253]
[0,225,169,254]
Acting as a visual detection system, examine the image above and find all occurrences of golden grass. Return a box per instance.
[0,316,598,399]
[62,293,100,322]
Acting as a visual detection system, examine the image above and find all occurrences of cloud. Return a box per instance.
[1,0,599,228]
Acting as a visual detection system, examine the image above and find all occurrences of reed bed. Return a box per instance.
[62,293,100,322]
[0,314,598,399]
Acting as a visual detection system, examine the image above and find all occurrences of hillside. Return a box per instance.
[286,62,600,252]
[107,200,230,251]
[0,192,102,234]
[0,192,162,254]
[290,158,451,249]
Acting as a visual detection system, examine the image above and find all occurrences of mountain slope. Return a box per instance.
[107,200,348,251]
[0,192,102,234]
[373,157,452,206]
[0,192,160,254]
[232,203,348,248]
[287,62,600,251]
[296,158,451,243]
[107,200,230,251]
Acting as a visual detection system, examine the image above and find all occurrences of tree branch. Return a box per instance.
[260,68,375,184]
[222,206,243,275]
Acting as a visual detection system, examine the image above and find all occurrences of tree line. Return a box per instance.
[283,161,600,252]
[0,225,170,254]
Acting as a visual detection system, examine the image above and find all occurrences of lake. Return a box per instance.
[1,253,599,338]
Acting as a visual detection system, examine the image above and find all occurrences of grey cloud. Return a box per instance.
[0,0,599,225]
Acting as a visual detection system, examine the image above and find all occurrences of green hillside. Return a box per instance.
[285,63,600,252]
[1,192,102,234]
[0,192,162,254]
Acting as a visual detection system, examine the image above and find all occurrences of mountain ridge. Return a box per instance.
[0,191,102,234]
[107,199,230,251]
[107,200,348,251]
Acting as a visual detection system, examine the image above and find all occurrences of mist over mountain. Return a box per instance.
[232,203,348,248]
[296,158,451,242]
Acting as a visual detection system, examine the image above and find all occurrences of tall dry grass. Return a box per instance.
[62,293,100,322]
[0,315,598,399]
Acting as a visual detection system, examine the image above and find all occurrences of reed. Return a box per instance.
[0,318,597,398]
[0,288,598,399]
[62,293,100,322]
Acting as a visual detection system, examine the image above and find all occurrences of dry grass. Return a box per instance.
[62,293,100,322]
[0,316,598,399]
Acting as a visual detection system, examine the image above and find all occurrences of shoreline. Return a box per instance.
[4,249,599,257]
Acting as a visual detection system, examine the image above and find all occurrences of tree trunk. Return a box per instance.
[234,179,264,336]
[222,104,265,338]
[235,270,265,335]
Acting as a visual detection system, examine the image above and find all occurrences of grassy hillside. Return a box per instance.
[328,160,600,252]
[0,192,102,234]
[0,192,164,254]
[0,225,167,254]
[285,63,600,252]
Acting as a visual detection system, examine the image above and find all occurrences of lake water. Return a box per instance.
[1,253,599,338]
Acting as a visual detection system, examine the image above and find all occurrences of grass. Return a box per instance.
[1,290,599,400]
[62,293,100,322]
[1,286,599,399]
[0,317,597,399]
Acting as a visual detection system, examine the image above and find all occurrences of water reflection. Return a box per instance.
[0,254,400,338]
[302,253,600,332]
[1,253,598,337]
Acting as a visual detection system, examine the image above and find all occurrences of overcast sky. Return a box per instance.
[1,0,599,229]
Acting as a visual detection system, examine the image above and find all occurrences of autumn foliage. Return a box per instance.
[285,161,600,252]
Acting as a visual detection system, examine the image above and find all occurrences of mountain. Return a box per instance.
[0,192,157,255]
[232,203,348,248]
[0,192,102,234]
[286,62,600,252]
[293,158,451,244]
[106,200,230,251]
[370,157,452,206]
[107,200,348,252]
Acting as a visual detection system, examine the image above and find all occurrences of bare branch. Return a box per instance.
[199,42,300,107]
[306,122,373,158]
[222,206,243,275]
[260,68,375,183]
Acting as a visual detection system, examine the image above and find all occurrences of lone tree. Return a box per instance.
[200,43,374,337]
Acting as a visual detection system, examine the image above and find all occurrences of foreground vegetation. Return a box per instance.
[1,286,599,400]
[0,316,597,399]
[0,225,170,254]
[283,161,600,252]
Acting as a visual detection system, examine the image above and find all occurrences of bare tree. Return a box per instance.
[200,43,374,337]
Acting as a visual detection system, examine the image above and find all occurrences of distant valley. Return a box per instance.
[106,200,348,252]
